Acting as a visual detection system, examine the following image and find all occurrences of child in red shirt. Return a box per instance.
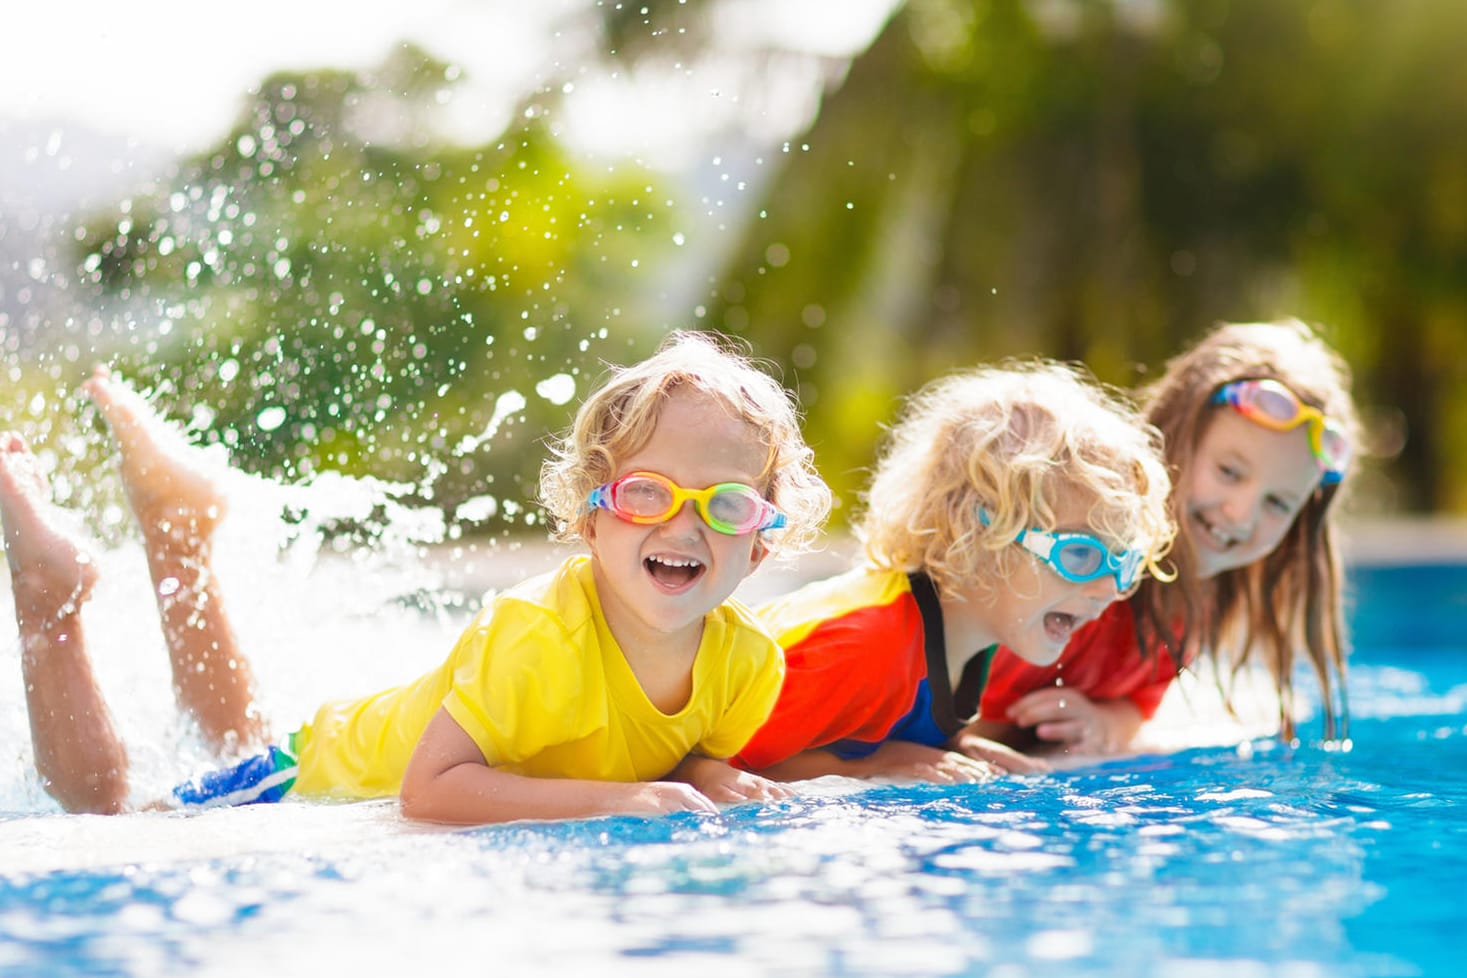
[973,320,1359,755]
[735,361,1176,782]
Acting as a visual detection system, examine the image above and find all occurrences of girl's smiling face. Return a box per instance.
[585,386,770,652]
[1183,409,1325,579]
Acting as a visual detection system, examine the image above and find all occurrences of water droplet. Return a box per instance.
[257,406,288,432]
[536,373,576,406]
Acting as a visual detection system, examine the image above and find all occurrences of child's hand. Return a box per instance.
[625,780,722,815]
[948,731,1052,775]
[669,755,795,804]
[1007,689,1139,755]
[855,740,999,784]
[1008,688,1103,750]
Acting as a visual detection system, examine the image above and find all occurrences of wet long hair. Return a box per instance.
[1134,319,1360,742]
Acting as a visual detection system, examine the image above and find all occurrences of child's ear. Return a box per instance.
[748,536,770,572]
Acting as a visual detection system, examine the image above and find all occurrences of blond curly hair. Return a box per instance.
[857,360,1175,601]
[539,330,830,555]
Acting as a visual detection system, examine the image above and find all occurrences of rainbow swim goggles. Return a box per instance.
[978,507,1145,591]
[588,471,786,535]
[1210,378,1350,484]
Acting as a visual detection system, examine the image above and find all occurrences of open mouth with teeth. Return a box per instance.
[1043,611,1080,644]
[1194,512,1238,550]
[644,554,706,590]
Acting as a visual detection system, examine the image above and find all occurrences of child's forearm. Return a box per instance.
[400,708,719,824]
[957,717,1041,752]
[754,741,995,783]
[751,746,936,782]
[746,748,856,782]
[666,754,794,803]
[399,763,715,825]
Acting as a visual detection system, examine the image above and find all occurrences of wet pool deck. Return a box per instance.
[1339,516,1467,566]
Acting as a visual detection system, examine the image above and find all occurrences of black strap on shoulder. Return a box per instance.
[952,645,995,721]
[907,571,965,739]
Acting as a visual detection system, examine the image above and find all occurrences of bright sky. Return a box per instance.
[5,1,569,152]
[4,0,895,159]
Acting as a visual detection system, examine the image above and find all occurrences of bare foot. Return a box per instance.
[0,432,99,627]
[82,368,229,542]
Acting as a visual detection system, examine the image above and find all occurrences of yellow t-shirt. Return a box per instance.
[289,555,784,800]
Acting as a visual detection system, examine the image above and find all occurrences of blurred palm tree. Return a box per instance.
[598,0,1467,514]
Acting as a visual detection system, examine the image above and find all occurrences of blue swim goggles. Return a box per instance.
[978,507,1144,591]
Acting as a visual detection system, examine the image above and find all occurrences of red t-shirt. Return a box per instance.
[734,568,946,770]
[978,600,1180,722]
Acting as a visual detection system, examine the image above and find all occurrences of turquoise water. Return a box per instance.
[0,563,1463,977]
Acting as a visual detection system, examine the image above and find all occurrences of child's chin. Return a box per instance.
[1013,640,1064,669]
[1191,555,1228,580]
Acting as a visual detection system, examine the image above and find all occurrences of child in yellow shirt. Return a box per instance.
[0,331,830,823]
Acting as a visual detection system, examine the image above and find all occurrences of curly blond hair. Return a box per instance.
[857,360,1175,601]
[539,330,830,555]
[1137,318,1360,742]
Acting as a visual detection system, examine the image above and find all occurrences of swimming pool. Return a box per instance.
[1,559,1463,977]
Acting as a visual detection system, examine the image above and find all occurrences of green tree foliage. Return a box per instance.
[20,0,1466,529]
[691,0,1467,514]
[69,45,677,527]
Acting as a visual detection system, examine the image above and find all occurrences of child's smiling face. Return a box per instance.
[1183,410,1324,579]
[586,385,771,651]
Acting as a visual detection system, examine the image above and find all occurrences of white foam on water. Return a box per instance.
[1138,658,1292,752]
[0,463,473,816]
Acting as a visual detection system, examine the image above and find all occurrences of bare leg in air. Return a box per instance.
[0,431,128,813]
[81,369,266,752]
[1,372,265,813]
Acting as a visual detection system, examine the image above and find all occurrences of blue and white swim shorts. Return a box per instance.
[172,743,299,808]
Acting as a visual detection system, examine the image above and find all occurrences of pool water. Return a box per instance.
[0,559,1463,977]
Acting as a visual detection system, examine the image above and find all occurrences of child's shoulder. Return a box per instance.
[480,553,598,632]
[693,589,766,641]
[759,564,909,611]
[753,564,912,636]
[698,596,786,684]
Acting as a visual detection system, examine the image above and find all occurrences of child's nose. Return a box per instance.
[1080,574,1119,602]
[663,499,704,534]
[1222,492,1260,533]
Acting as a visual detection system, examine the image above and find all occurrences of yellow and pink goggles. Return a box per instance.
[1210,379,1350,485]
[587,471,786,535]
